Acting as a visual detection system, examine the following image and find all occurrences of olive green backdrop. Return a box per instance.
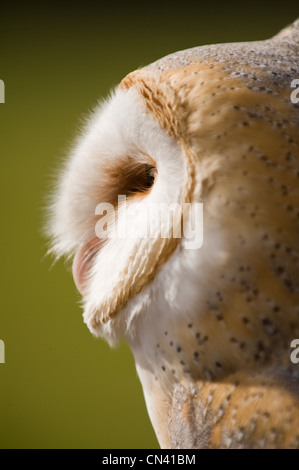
[0,1,298,449]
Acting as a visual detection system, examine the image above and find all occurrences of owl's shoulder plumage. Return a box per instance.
[169,365,299,448]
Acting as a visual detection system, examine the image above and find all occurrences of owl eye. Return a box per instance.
[139,164,156,191]
[104,157,157,206]
[127,162,157,195]
[121,161,157,196]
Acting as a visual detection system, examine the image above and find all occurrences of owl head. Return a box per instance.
[48,20,299,354]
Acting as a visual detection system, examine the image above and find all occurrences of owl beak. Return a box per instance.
[72,237,102,295]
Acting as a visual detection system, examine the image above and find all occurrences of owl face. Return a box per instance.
[49,85,209,344]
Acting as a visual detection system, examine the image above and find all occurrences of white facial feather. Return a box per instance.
[48,83,231,347]
[49,86,215,340]
[49,87,185,254]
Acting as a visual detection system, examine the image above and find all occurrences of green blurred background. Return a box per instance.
[0,0,298,449]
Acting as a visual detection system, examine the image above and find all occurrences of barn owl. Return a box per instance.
[48,19,299,448]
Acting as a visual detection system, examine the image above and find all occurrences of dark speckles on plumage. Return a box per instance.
[258,341,265,352]
[216,291,223,301]
[248,112,259,119]
[262,317,280,336]
[240,279,251,290]
[262,318,271,327]
[276,266,284,275]
[193,351,199,361]
[177,345,182,353]
[197,335,208,345]
[285,279,294,291]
